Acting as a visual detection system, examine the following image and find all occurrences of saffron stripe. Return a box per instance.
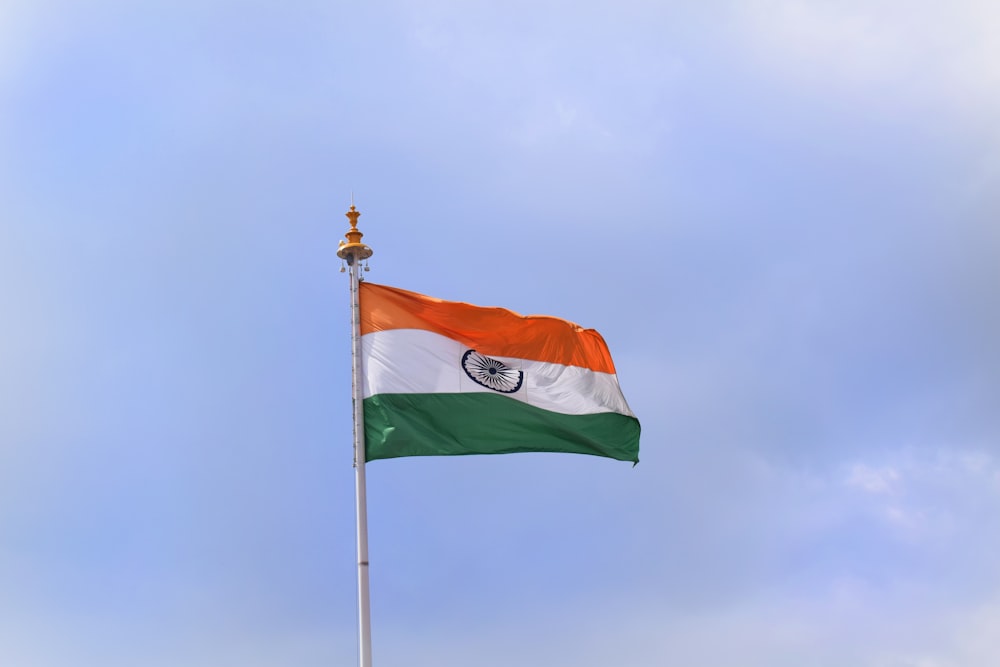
[360,282,617,374]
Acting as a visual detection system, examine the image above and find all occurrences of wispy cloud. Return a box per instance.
[733,1,1000,107]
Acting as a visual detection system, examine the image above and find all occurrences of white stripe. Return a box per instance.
[362,328,635,418]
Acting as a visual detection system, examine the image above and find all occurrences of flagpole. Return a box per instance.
[338,204,374,667]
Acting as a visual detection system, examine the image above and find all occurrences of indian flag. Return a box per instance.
[360,282,640,463]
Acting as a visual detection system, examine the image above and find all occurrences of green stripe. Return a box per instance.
[364,393,640,463]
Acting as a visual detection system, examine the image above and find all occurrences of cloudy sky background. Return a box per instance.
[2,1,999,665]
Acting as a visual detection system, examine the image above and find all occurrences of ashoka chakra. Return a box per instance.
[461,350,523,394]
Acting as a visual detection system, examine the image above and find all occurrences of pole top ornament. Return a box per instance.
[337,204,373,262]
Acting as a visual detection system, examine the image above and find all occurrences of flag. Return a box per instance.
[359,282,640,463]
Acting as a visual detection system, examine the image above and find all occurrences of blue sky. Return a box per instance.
[2,1,999,665]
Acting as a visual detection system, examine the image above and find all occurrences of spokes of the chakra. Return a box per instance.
[461,350,524,394]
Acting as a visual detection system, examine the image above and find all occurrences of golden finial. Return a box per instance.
[337,203,373,262]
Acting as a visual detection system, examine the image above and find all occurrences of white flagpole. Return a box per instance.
[338,204,374,667]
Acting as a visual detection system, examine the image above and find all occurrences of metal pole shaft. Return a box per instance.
[348,254,373,667]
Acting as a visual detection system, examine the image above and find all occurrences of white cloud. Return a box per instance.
[396,0,687,155]
[951,601,1000,665]
[735,1,911,84]
[847,463,900,494]
[843,448,1000,544]
[0,2,29,78]
[375,578,1000,666]
[0,599,346,667]
[732,0,1000,118]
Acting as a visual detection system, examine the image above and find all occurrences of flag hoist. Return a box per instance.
[337,204,374,667]
[339,204,640,667]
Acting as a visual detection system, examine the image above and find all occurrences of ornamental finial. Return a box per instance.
[337,203,373,262]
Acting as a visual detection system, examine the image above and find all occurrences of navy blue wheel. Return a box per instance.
[461,350,524,394]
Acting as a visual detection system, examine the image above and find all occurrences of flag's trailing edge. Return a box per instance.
[359,282,640,463]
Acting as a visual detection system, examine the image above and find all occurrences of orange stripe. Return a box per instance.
[360,282,617,374]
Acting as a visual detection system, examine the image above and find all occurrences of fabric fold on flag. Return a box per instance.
[359,282,640,463]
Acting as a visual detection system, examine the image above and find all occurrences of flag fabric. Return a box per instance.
[359,282,640,463]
